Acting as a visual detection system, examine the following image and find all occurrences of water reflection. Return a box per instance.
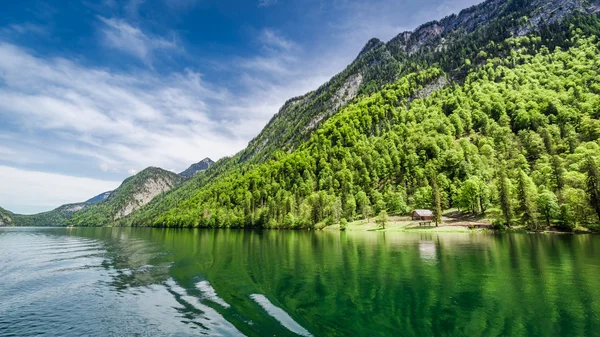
[2,227,599,337]
[250,294,313,337]
[418,240,437,262]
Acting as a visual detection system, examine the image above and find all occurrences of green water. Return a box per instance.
[1,227,599,336]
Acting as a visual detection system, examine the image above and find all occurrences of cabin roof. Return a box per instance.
[413,209,433,217]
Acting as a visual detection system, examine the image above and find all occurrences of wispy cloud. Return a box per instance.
[0,165,120,214]
[238,28,301,75]
[0,42,246,176]
[98,16,179,64]
[259,28,296,51]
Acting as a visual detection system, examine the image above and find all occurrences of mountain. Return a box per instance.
[86,191,112,204]
[236,0,599,165]
[0,207,13,226]
[179,158,214,178]
[114,0,600,230]
[4,165,186,227]
[70,167,183,226]
[12,203,89,227]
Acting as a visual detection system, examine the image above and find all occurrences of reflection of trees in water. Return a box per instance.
[65,228,600,337]
[66,227,173,290]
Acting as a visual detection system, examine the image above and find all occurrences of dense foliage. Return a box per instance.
[132,24,600,230]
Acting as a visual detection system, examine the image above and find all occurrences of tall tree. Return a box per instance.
[516,169,538,230]
[584,156,600,222]
[430,173,442,227]
[537,190,559,227]
[498,168,512,227]
[551,155,565,201]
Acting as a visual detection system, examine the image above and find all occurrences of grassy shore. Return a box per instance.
[322,211,597,234]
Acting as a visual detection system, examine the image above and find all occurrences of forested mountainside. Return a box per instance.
[13,0,593,229]
[0,207,13,226]
[115,9,600,230]
[179,158,215,178]
[111,0,600,229]
[237,0,600,165]
[69,167,183,226]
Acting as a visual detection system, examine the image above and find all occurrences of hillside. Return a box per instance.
[70,167,183,226]
[12,203,89,227]
[179,158,215,178]
[115,0,600,229]
[124,7,600,230]
[236,0,600,165]
[0,207,13,226]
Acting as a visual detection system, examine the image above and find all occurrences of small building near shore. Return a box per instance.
[412,209,433,221]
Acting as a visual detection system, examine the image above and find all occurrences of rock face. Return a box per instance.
[0,207,12,226]
[387,0,600,58]
[114,174,180,219]
[179,158,215,178]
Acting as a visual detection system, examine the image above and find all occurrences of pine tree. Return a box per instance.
[551,155,564,201]
[516,169,538,230]
[585,156,600,222]
[430,173,442,227]
[498,168,512,227]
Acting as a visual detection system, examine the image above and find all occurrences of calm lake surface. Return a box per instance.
[1,227,599,337]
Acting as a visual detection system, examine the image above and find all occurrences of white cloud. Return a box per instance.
[0,42,249,178]
[98,16,178,64]
[0,165,120,214]
[259,28,296,51]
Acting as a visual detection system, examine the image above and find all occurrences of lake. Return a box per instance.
[0,227,599,336]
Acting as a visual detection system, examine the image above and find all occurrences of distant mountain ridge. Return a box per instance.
[86,191,112,204]
[69,167,183,226]
[3,159,206,226]
[180,158,214,178]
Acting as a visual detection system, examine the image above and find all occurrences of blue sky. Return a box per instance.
[0,0,481,214]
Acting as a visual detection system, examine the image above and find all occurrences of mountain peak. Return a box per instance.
[386,0,600,57]
[179,158,215,178]
[356,38,384,60]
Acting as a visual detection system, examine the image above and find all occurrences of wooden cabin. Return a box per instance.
[412,209,433,221]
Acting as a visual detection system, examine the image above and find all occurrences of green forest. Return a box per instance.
[100,17,600,231]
